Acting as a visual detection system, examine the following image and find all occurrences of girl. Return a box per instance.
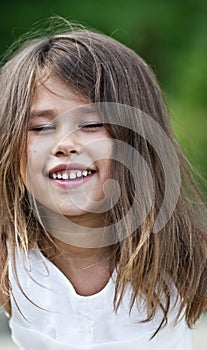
[0,19,207,349]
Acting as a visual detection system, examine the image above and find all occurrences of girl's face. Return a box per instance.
[22,76,113,225]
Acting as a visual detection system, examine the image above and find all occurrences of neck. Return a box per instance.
[49,238,115,296]
[41,235,116,297]
[52,237,113,271]
[36,203,114,248]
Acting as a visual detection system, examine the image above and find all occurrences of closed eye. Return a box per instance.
[29,124,56,132]
[80,122,104,130]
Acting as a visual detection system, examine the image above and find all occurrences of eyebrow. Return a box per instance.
[30,109,56,119]
[30,106,99,119]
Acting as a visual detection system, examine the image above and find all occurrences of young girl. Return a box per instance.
[0,19,207,349]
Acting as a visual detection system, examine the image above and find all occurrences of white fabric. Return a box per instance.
[8,247,194,350]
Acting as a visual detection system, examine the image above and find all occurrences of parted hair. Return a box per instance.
[0,18,207,337]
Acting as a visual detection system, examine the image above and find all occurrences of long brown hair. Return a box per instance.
[0,18,207,336]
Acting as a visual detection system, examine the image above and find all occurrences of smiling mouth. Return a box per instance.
[49,169,96,181]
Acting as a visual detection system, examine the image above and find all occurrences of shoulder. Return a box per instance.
[0,241,11,315]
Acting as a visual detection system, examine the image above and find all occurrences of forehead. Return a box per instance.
[31,75,91,117]
[33,75,89,104]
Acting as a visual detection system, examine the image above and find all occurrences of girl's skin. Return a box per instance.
[24,76,113,219]
[21,75,115,301]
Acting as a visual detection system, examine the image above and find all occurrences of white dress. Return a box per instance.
[8,247,194,350]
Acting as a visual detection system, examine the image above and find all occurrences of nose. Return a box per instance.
[51,131,82,157]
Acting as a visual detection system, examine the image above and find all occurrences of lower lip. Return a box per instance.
[49,173,96,189]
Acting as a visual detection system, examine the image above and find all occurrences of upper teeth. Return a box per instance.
[51,170,92,180]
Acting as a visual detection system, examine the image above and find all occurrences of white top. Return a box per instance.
[8,247,194,350]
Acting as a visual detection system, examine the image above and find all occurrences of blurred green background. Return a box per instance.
[0,0,206,188]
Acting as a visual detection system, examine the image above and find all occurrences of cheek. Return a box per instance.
[98,139,113,177]
[27,134,52,163]
[90,136,113,161]
[20,136,48,186]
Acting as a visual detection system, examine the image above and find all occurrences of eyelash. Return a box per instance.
[30,125,55,132]
[30,123,104,132]
[80,123,104,130]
